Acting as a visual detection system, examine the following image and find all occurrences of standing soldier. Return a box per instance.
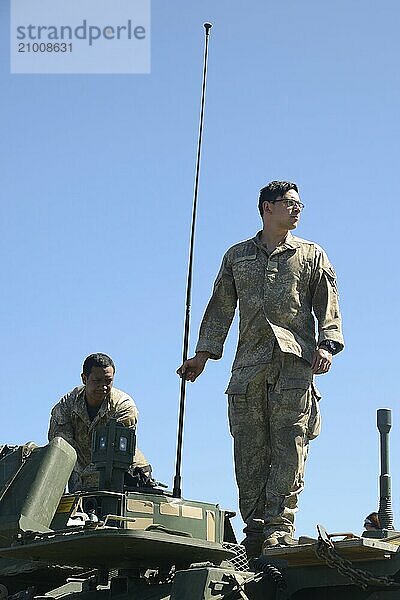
[178,181,344,557]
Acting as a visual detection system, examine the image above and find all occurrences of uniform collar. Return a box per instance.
[281,232,301,250]
[71,386,113,422]
[252,231,301,252]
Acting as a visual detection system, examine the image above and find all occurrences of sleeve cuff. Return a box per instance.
[195,340,223,360]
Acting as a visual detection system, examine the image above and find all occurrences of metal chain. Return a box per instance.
[315,528,400,591]
[249,557,287,591]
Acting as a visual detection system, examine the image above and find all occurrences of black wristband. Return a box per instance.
[319,340,339,355]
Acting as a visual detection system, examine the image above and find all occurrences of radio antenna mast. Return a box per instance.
[173,22,212,498]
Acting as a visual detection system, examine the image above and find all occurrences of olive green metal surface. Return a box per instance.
[0,528,234,570]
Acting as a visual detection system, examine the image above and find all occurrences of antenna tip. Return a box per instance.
[204,22,212,31]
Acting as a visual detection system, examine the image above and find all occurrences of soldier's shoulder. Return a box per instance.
[292,235,327,255]
[224,237,257,260]
[110,387,136,407]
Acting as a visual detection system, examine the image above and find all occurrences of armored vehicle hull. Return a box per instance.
[1,423,400,599]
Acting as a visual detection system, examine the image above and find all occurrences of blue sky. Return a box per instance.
[1,0,400,540]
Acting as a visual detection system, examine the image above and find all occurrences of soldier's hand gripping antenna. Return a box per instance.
[173,23,212,499]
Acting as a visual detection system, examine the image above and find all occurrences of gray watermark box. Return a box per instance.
[11,0,150,74]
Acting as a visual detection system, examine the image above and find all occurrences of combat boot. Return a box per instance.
[262,532,298,552]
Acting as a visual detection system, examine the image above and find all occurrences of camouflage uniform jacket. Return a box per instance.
[196,231,344,369]
[48,386,148,481]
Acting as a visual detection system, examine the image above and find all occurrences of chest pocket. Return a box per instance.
[232,254,258,290]
[276,254,311,289]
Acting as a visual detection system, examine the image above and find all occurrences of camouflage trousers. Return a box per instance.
[226,348,321,542]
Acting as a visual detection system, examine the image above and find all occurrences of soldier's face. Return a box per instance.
[82,366,114,404]
[264,189,302,231]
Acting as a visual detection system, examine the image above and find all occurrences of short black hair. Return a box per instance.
[258,181,299,218]
[82,353,116,377]
[364,512,381,529]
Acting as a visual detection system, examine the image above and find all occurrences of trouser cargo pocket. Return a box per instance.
[307,383,321,440]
